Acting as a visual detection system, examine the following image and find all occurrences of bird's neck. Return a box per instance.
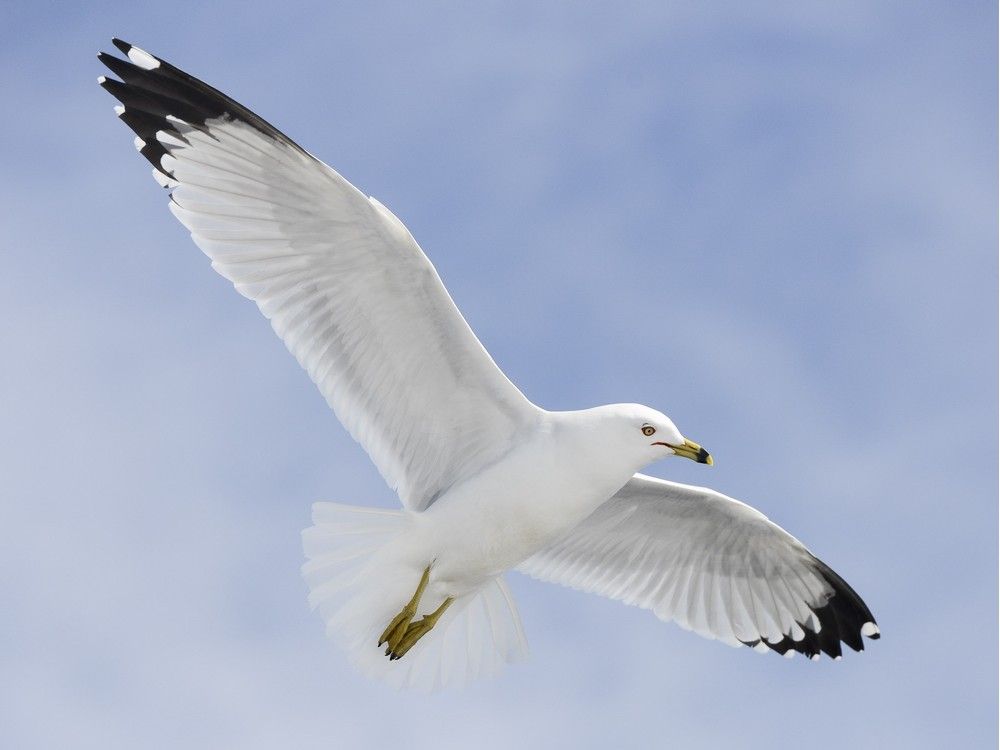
[544,410,642,496]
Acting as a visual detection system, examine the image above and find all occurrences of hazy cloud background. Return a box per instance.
[1,2,996,748]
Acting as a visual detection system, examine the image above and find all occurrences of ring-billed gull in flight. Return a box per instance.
[98,40,879,689]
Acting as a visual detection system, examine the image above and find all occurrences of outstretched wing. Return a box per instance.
[518,473,879,659]
[98,40,540,511]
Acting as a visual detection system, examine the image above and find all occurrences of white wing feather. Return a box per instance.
[518,473,879,659]
[100,43,539,511]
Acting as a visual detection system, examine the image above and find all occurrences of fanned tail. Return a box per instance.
[302,502,528,690]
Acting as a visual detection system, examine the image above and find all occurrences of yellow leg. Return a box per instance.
[388,596,454,661]
[378,566,430,653]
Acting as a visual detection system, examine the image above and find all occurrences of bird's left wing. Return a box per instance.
[98,41,541,511]
[517,473,879,659]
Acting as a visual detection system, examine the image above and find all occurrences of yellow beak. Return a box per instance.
[671,438,713,465]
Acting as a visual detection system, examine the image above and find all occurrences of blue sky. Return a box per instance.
[1,1,996,747]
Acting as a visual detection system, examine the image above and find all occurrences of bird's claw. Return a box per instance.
[378,604,416,651]
[377,565,454,661]
[387,616,435,660]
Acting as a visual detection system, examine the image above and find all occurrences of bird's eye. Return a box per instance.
[641,425,656,436]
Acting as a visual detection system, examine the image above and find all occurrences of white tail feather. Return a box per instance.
[302,502,528,690]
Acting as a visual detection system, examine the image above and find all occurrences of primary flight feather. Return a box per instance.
[99,40,878,689]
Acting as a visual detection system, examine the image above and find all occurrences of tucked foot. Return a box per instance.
[378,605,416,654]
[388,596,454,661]
[378,566,431,653]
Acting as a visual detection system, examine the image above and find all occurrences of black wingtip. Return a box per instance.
[98,37,310,173]
[740,556,878,662]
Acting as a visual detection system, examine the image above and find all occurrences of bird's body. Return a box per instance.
[392,406,663,603]
[99,40,879,690]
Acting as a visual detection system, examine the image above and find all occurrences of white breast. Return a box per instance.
[417,417,635,592]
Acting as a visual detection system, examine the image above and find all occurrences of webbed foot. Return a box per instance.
[388,596,454,660]
[378,566,431,653]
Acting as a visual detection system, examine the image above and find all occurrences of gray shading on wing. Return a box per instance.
[98,40,540,511]
[518,473,879,659]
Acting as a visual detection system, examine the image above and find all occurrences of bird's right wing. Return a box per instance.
[98,40,541,511]
[518,473,879,659]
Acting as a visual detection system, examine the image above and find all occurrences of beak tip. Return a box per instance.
[673,439,713,465]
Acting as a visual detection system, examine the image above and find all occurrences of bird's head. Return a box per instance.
[594,403,713,469]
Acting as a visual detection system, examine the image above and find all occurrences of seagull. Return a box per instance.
[98,40,879,689]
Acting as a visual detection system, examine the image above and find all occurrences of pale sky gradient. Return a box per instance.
[1,2,996,748]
